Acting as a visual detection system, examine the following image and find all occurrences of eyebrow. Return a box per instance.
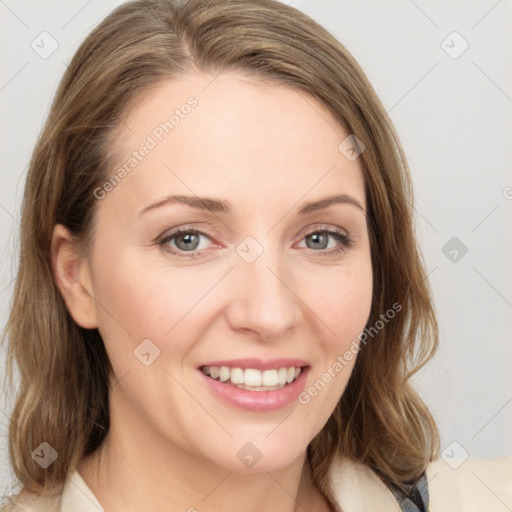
[137,193,365,217]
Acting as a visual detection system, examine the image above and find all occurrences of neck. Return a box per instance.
[77,386,330,512]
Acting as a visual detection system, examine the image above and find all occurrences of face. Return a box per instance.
[81,72,372,473]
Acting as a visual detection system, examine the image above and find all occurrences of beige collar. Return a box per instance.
[60,471,104,512]
[327,455,402,511]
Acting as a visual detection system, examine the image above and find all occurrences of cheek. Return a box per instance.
[296,265,372,422]
[90,245,179,332]
[88,247,221,378]
[87,250,174,370]
[307,261,373,346]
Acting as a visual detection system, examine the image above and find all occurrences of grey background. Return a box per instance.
[1,0,511,497]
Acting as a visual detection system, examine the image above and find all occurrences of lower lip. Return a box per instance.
[199,367,310,412]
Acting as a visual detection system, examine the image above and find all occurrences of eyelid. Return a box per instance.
[299,223,349,238]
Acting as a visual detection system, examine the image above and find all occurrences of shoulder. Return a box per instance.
[0,488,61,512]
[327,453,512,511]
[427,454,512,511]
[1,470,103,512]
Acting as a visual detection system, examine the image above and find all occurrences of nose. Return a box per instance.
[225,244,304,342]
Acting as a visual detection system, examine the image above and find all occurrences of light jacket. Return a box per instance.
[329,454,512,511]
[7,455,512,511]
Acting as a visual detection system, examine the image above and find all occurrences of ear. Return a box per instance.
[51,224,98,329]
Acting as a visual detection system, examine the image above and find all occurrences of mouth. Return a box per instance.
[199,365,306,391]
[197,358,310,411]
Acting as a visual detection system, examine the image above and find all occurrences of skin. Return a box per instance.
[52,71,373,512]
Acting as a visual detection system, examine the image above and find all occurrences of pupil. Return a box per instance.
[177,233,198,250]
[308,233,327,249]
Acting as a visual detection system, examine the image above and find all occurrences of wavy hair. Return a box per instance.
[1,0,439,509]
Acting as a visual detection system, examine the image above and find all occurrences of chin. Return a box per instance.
[195,432,311,474]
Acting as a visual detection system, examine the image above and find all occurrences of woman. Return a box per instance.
[1,0,510,511]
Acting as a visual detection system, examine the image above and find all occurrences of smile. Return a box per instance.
[200,365,303,391]
[197,358,310,412]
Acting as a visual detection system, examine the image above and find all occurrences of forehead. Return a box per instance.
[106,71,365,213]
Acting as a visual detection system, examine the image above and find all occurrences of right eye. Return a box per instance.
[158,228,216,258]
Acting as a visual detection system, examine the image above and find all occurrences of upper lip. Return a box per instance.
[198,358,309,371]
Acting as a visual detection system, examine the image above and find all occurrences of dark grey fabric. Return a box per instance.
[388,473,429,512]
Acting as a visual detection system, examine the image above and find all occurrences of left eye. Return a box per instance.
[296,230,352,254]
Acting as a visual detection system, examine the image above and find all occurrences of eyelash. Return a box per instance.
[157,225,354,259]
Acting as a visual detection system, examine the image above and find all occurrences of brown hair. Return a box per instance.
[1,0,439,509]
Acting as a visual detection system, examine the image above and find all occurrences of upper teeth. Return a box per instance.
[202,366,302,387]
